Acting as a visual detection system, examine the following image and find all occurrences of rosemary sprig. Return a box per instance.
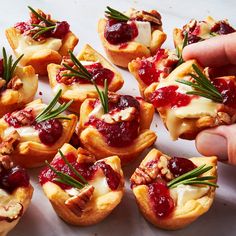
[176,64,223,103]
[1,47,23,84]
[167,164,218,189]
[62,51,109,113]
[35,89,73,123]
[28,6,56,39]
[176,32,188,67]
[105,6,130,22]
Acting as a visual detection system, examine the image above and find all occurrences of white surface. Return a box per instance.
[1,0,235,235]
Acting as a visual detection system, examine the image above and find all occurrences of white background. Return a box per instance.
[1,0,235,235]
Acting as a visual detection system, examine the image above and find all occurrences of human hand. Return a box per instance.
[182,32,236,165]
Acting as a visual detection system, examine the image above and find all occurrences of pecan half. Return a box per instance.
[77,148,96,164]
[0,131,20,156]
[130,10,162,26]
[10,108,34,126]
[7,76,23,90]
[65,185,94,216]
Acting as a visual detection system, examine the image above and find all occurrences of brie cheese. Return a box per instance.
[133,21,152,47]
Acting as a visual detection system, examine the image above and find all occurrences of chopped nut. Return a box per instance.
[0,155,14,170]
[108,92,120,103]
[0,131,20,156]
[215,112,231,125]
[0,201,23,222]
[65,185,94,216]
[10,108,34,126]
[76,148,96,164]
[7,76,23,90]
[196,116,214,128]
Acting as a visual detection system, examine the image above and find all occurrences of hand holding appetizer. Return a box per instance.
[0,48,38,118]
[130,148,217,230]
[48,45,123,113]
[0,90,77,168]
[39,143,124,226]
[98,7,166,67]
[6,6,78,75]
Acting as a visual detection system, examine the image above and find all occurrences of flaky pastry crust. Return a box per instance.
[41,143,124,226]
[0,65,38,118]
[48,44,124,113]
[131,148,217,230]
[5,27,78,75]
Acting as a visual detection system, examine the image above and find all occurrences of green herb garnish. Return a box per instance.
[46,150,88,189]
[176,32,188,67]
[35,89,73,123]
[105,6,130,22]
[176,64,223,103]
[28,6,56,39]
[167,164,218,189]
[1,47,23,84]
[62,51,109,113]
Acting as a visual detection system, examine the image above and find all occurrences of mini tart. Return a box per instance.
[48,44,124,113]
[5,9,78,75]
[144,60,236,140]
[0,99,77,168]
[0,156,33,236]
[77,94,157,165]
[98,9,166,68]
[130,148,217,230]
[173,16,235,52]
[128,48,178,97]
[39,143,124,226]
[0,65,38,118]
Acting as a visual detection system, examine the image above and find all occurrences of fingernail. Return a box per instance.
[196,132,228,160]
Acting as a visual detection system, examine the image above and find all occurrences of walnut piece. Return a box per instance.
[10,108,34,126]
[0,201,23,223]
[76,148,96,164]
[65,185,94,216]
[0,131,20,156]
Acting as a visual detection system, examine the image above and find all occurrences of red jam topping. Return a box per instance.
[212,78,236,108]
[168,157,196,178]
[211,21,235,35]
[148,181,174,218]
[138,49,177,85]
[150,85,192,108]
[39,152,120,190]
[34,119,63,146]
[0,59,4,77]
[56,62,114,86]
[87,95,140,147]
[104,19,138,45]
[0,166,30,193]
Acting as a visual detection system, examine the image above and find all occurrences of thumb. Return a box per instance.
[195,125,236,165]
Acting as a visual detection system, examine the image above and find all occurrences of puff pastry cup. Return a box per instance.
[0,154,33,236]
[173,16,235,52]
[144,59,236,140]
[77,93,157,165]
[0,97,77,168]
[128,48,178,98]
[5,7,78,75]
[48,44,124,113]
[98,8,166,68]
[39,143,124,226]
[130,148,218,230]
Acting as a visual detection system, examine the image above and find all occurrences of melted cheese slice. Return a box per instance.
[133,21,152,47]
[15,35,62,65]
[170,184,209,207]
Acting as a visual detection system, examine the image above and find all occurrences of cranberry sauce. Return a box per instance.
[138,49,177,86]
[56,62,114,86]
[104,19,138,45]
[211,21,235,35]
[87,95,140,147]
[0,166,30,193]
[34,119,63,146]
[0,59,4,77]
[39,152,120,190]
[168,157,196,178]
[212,77,236,108]
[14,10,70,40]
[150,85,192,108]
[148,181,174,218]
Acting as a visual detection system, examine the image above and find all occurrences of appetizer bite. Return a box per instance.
[0,145,33,236]
[128,48,178,97]
[39,144,124,226]
[174,16,235,51]
[0,48,38,118]
[6,6,78,75]
[0,90,77,168]
[98,7,166,68]
[130,148,218,230]
[77,82,157,165]
[145,60,236,140]
[48,45,124,113]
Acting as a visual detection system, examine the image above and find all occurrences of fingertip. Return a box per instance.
[182,44,194,61]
